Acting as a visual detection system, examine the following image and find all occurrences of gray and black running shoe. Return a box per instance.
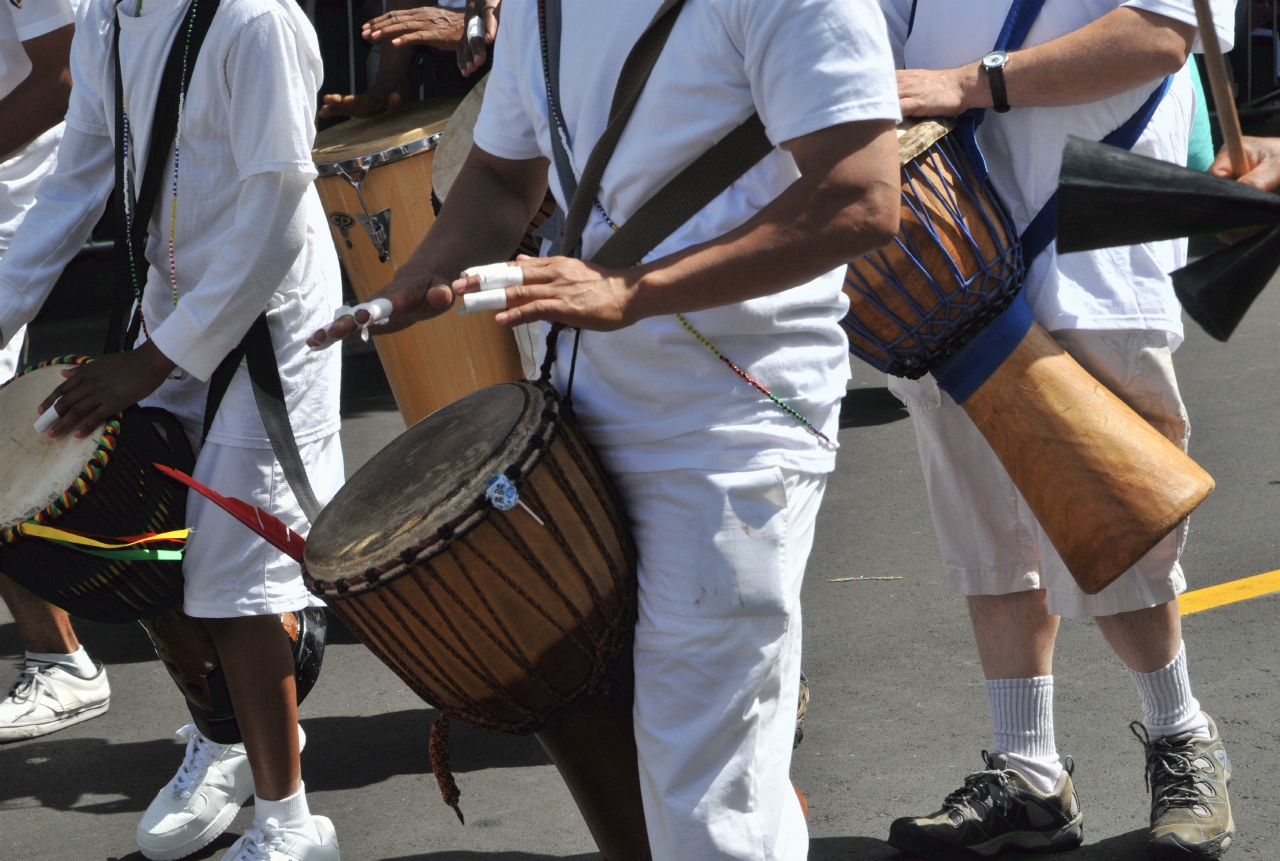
[1133,714,1234,860]
[887,751,1083,859]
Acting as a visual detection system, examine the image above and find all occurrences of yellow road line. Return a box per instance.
[1180,569,1280,615]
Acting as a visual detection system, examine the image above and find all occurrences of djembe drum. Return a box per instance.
[304,381,648,860]
[0,357,327,739]
[314,97,526,426]
[843,120,1215,595]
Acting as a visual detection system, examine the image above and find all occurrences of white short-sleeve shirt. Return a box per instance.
[473,0,900,474]
[0,0,79,252]
[881,0,1236,346]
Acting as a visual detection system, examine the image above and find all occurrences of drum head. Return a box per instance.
[0,364,108,531]
[432,74,488,203]
[312,97,463,166]
[305,382,547,582]
[897,118,956,166]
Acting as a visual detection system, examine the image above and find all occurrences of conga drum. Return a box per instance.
[304,381,649,860]
[313,98,526,426]
[843,120,1215,595]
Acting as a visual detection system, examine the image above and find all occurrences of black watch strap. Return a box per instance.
[983,51,1011,114]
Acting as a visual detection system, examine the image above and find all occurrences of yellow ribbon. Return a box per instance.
[19,523,190,548]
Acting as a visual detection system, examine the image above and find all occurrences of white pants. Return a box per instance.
[614,466,824,861]
[889,329,1189,619]
[181,433,344,618]
[0,325,24,381]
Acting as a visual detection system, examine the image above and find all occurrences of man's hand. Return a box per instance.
[307,277,456,349]
[897,64,988,117]
[454,256,642,330]
[37,341,175,439]
[1209,136,1280,192]
[319,89,405,119]
[458,0,500,77]
[362,5,465,50]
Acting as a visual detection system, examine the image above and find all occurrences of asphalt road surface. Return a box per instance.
[4,280,1279,860]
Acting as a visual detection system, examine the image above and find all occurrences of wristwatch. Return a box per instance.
[981,51,1011,114]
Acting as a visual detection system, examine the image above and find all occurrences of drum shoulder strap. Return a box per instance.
[109,0,223,356]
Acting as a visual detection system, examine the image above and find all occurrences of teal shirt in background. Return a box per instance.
[1188,55,1215,172]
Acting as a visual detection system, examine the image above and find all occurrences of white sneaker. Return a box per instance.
[0,659,110,742]
[137,724,308,861]
[220,817,340,861]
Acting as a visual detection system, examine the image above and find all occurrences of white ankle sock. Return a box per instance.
[254,784,321,844]
[1127,644,1211,740]
[26,647,96,679]
[987,676,1063,795]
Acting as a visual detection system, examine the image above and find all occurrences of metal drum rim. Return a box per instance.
[315,132,442,178]
[303,381,564,599]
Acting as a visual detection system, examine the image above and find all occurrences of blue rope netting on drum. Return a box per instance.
[842,133,1023,380]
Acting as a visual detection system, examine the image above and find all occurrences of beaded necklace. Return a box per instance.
[534,6,836,449]
[120,0,199,334]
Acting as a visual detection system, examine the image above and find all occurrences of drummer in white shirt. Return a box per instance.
[877,2,1237,859]
[311,0,902,857]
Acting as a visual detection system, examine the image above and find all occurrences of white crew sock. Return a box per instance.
[254,784,321,844]
[987,676,1063,795]
[1127,644,1212,740]
[26,646,97,679]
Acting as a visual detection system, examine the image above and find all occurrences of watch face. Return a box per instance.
[983,51,1009,69]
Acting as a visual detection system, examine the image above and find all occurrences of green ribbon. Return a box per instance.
[45,539,184,562]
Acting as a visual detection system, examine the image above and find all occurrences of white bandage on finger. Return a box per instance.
[459,290,509,316]
[463,262,524,292]
[332,305,355,322]
[466,14,483,42]
[357,297,393,325]
[34,400,62,434]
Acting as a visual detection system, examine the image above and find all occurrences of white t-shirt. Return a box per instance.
[473,0,900,474]
[881,0,1236,346]
[0,0,78,252]
[52,0,340,448]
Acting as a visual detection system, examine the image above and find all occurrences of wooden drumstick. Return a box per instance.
[1192,0,1251,177]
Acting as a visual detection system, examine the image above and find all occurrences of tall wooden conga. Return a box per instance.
[313,98,525,426]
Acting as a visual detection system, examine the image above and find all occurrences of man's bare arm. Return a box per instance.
[310,118,900,342]
[898,8,1196,117]
[0,25,74,161]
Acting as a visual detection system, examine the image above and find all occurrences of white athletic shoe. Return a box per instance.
[220,817,340,861]
[0,659,110,742]
[137,724,308,861]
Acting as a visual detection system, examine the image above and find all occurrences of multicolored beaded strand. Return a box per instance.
[167,0,200,309]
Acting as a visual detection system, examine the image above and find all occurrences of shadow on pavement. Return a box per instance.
[840,388,908,429]
[0,735,188,814]
[0,618,158,665]
[105,830,241,861]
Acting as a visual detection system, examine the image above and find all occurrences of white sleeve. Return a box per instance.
[0,126,112,345]
[472,0,543,162]
[12,0,76,42]
[725,0,902,147]
[146,171,310,380]
[879,0,912,68]
[1122,0,1237,53]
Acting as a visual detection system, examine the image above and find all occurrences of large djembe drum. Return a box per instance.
[843,120,1215,595]
[313,97,526,426]
[304,381,648,859]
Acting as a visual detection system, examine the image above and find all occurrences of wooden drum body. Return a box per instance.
[314,99,525,426]
[844,121,1214,595]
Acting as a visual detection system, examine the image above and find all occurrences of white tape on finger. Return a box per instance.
[34,400,61,434]
[463,263,524,292]
[333,305,355,322]
[359,297,393,324]
[459,290,509,315]
[466,14,483,42]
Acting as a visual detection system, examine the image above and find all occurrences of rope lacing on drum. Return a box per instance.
[168,724,223,799]
[4,662,70,722]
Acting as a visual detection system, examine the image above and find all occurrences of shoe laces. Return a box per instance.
[168,724,222,800]
[228,818,287,861]
[3,662,68,721]
[1130,722,1202,809]
[941,751,1015,818]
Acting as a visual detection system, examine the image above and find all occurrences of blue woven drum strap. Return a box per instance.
[933,287,1033,403]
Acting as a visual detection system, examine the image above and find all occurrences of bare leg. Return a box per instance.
[202,615,299,801]
[0,576,80,654]
[1094,600,1181,673]
[967,590,1059,679]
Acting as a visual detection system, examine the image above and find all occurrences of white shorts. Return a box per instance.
[1,325,24,381]
[889,329,1189,619]
[616,466,823,861]
[181,433,344,619]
